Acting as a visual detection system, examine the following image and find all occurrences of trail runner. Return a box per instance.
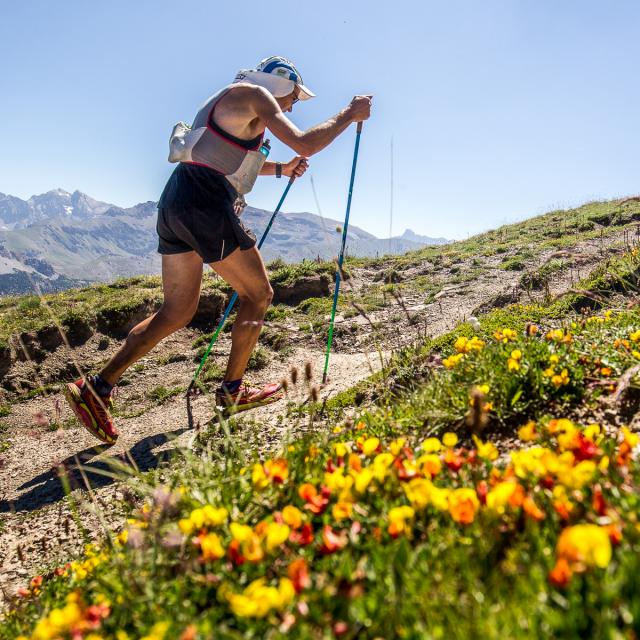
[65,56,372,444]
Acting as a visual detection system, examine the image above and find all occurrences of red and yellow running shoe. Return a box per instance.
[64,378,119,445]
[215,382,283,414]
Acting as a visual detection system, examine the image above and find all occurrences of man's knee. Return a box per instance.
[158,303,197,330]
[241,284,273,310]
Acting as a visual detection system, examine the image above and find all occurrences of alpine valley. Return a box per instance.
[0,189,448,295]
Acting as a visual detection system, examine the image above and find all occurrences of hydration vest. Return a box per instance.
[168,86,269,195]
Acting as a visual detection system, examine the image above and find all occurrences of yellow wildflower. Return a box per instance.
[282,505,303,529]
[454,335,485,353]
[443,432,458,448]
[371,452,395,481]
[265,523,290,552]
[494,328,517,343]
[487,481,524,513]
[518,420,538,442]
[621,426,639,448]
[551,369,570,388]
[558,460,596,489]
[202,505,228,526]
[252,464,269,490]
[422,437,442,453]
[334,442,349,457]
[403,478,433,509]
[443,353,465,369]
[389,438,406,456]
[353,468,374,493]
[507,353,521,371]
[200,532,224,561]
[472,435,498,461]
[557,524,611,568]
[388,505,415,537]
[362,437,380,456]
[428,485,452,511]
[332,501,353,521]
[230,523,253,543]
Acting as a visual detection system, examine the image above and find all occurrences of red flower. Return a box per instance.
[606,524,623,546]
[85,602,111,628]
[319,525,347,555]
[476,480,488,505]
[333,621,349,636]
[227,539,246,565]
[573,433,599,461]
[540,475,555,490]
[553,501,572,521]
[591,485,607,516]
[444,449,463,472]
[290,523,314,546]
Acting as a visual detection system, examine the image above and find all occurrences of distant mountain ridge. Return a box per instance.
[0,189,449,295]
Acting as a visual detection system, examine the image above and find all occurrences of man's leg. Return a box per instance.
[209,247,273,382]
[100,251,203,384]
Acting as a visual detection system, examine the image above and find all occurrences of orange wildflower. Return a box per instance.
[288,558,311,593]
[264,458,289,484]
[348,453,362,472]
[605,524,623,546]
[448,488,479,525]
[522,495,545,521]
[549,557,572,588]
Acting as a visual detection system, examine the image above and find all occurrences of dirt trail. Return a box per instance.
[0,230,629,604]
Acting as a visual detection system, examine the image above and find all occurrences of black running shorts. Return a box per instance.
[156,163,257,263]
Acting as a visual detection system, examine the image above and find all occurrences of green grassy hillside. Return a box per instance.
[1,198,640,639]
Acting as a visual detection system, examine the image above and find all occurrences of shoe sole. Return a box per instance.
[218,391,283,416]
[64,383,118,445]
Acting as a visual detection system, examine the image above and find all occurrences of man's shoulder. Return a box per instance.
[225,83,273,104]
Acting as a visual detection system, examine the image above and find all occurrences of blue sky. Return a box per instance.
[1,0,638,240]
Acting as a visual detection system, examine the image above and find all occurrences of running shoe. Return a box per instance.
[64,377,119,445]
[215,382,283,414]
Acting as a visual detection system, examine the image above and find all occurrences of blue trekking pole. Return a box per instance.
[188,175,296,393]
[322,122,364,384]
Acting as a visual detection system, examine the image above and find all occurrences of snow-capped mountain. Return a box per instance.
[0,189,448,295]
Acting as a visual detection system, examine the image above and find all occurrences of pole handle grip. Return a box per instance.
[356,121,364,133]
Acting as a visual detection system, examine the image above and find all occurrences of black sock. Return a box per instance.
[91,374,114,396]
[220,378,242,394]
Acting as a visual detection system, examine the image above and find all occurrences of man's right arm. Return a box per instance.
[252,89,371,157]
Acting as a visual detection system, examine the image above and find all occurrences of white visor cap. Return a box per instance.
[233,56,315,100]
